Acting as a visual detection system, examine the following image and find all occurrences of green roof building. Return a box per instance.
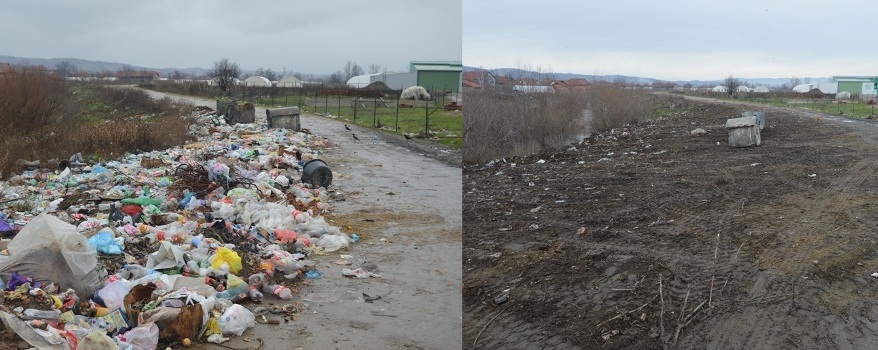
[409,61,462,93]
[832,76,877,95]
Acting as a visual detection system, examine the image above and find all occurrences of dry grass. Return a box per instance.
[0,68,194,177]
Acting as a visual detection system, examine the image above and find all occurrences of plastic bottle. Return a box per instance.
[262,283,292,299]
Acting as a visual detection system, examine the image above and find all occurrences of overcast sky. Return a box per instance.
[465,1,877,81]
[1,0,461,75]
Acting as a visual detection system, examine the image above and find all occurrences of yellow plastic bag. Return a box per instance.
[204,317,222,337]
[211,247,242,274]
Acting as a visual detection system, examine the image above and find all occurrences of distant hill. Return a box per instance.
[0,55,210,77]
[464,66,830,88]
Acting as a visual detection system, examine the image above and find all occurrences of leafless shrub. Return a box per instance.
[0,73,193,177]
[463,89,586,164]
[0,67,71,137]
[464,84,653,164]
[585,83,652,132]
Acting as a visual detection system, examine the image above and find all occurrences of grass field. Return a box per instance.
[675,92,878,119]
[249,95,463,148]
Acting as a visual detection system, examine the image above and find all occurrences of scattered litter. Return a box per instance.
[342,268,381,278]
[0,108,364,348]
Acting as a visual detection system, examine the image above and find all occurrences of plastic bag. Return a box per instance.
[97,279,132,310]
[78,330,118,350]
[122,322,159,350]
[218,304,255,336]
[0,246,104,300]
[7,214,97,276]
[316,234,349,252]
[342,268,381,279]
[87,230,123,255]
[274,229,297,244]
[211,247,242,274]
[145,241,184,270]
[0,310,71,349]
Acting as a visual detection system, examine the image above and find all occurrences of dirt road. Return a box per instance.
[145,90,462,350]
[463,93,878,349]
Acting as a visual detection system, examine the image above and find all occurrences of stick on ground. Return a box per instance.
[473,305,511,347]
[659,274,665,340]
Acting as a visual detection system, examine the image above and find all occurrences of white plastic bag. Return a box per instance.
[97,279,132,310]
[8,214,97,276]
[316,234,349,252]
[78,330,119,350]
[122,322,159,350]
[218,304,255,336]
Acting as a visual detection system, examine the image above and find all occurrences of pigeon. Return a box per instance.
[344,124,351,131]
[352,134,360,141]
[403,133,413,140]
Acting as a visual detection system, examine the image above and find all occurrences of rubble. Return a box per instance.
[0,107,365,348]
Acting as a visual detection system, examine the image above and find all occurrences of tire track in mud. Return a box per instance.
[465,96,878,349]
[672,95,878,349]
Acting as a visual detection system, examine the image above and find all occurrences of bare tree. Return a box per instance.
[263,69,277,81]
[368,63,382,74]
[210,57,241,93]
[254,67,278,81]
[343,61,364,81]
[54,61,76,77]
[724,76,742,97]
[328,70,345,85]
[171,70,184,80]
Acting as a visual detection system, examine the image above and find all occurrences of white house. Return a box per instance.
[712,86,728,93]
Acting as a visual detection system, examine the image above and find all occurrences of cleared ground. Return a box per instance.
[463,95,878,349]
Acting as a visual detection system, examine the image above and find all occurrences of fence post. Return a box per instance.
[373,96,378,127]
[395,94,400,132]
[338,94,341,117]
[324,95,328,113]
[424,96,429,133]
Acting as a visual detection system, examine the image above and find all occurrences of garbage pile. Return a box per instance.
[0,108,358,349]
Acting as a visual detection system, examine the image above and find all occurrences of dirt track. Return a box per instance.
[463,94,878,349]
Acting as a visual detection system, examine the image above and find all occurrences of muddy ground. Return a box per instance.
[0,89,462,350]
[158,91,463,350]
[463,94,878,349]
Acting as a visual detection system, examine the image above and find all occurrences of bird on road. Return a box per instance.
[344,124,351,131]
[403,133,412,140]
[352,134,360,141]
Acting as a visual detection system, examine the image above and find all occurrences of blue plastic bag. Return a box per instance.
[87,231,123,255]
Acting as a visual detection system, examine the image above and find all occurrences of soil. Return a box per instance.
[0,89,461,350]
[463,93,878,349]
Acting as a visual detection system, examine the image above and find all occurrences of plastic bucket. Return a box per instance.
[301,159,333,188]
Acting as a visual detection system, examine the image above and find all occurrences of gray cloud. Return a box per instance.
[464,0,877,80]
[1,0,462,74]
